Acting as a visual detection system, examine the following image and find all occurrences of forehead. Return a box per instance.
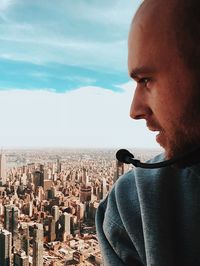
[128,1,177,74]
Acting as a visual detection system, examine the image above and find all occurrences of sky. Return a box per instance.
[0,0,161,150]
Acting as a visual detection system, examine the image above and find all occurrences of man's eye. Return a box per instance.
[138,78,150,85]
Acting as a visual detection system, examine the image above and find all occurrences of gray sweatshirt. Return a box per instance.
[95,154,200,266]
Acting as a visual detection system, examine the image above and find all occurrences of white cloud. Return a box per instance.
[63,76,96,84]
[0,83,160,149]
[0,0,135,70]
[0,32,127,70]
[67,1,134,27]
[0,0,13,11]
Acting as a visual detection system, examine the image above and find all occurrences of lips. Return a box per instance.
[155,130,165,145]
[147,123,165,145]
[147,125,162,133]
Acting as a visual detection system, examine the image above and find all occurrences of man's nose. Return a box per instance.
[130,85,152,120]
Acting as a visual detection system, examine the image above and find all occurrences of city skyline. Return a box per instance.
[0,0,161,150]
[0,147,160,265]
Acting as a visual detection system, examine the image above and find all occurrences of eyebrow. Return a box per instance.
[130,66,156,79]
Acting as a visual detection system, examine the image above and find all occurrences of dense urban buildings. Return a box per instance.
[0,229,12,266]
[0,148,160,265]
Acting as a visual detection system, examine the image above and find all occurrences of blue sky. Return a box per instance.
[0,0,161,150]
[0,0,141,92]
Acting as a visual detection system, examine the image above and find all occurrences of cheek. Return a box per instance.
[150,93,181,132]
[151,79,181,117]
[150,90,173,118]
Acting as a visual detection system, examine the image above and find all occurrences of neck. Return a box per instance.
[172,147,200,168]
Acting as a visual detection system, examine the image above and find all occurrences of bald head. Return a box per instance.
[128,0,200,158]
[131,0,200,72]
[128,0,179,80]
[172,0,200,71]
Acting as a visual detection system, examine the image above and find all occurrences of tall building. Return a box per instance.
[80,185,92,203]
[57,158,62,173]
[77,203,85,224]
[18,223,29,256]
[44,169,51,180]
[81,168,88,186]
[0,153,6,185]
[43,180,53,197]
[14,250,28,266]
[79,165,91,203]
[60,212,71,235]
[32,223,43,266]
[33,171,44,190]
[48,216,56,242]
[36,186,45,202]
[28,201,33,217]
[0,229,12,266]
[39,164,44,172]
[4,205,18,246]
[114,160,124,182]
[51,205,60,223]
[51,205,60,239]
[102,177,108,199]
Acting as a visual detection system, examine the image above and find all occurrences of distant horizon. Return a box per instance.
[2,146,162,151]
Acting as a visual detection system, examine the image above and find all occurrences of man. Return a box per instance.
[96,0,200,265]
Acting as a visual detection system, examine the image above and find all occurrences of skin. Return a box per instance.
[128,0,200,159]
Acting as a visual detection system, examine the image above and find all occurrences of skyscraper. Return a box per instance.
[18,223,29,256]
[0,229,12,266]
[14,250,28,266]
[114,160,124,182]
[58,212,71,241]
[32,223,43,266]
[0,153,6,185]
[48,216,56,242]
[80,186,92,203]
[51,205,60,223]
[81,168,88,186]
[33,171,44,190]
[102,177,108,199]
[60,212,71,235]
[51,205,60,240]
[4,205,18,246]
[57,158,62,173]
[80,168,91,203]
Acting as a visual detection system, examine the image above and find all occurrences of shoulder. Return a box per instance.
[115,152,167,193]
[112,152,184,214]
[98,152,179,231]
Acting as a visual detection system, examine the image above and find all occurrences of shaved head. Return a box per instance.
[128,0,200,158]
[133,0,200,73]
[173,1,200,71]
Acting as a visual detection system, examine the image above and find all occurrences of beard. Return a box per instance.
[164,125,200,160]
[163,94,200,161]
